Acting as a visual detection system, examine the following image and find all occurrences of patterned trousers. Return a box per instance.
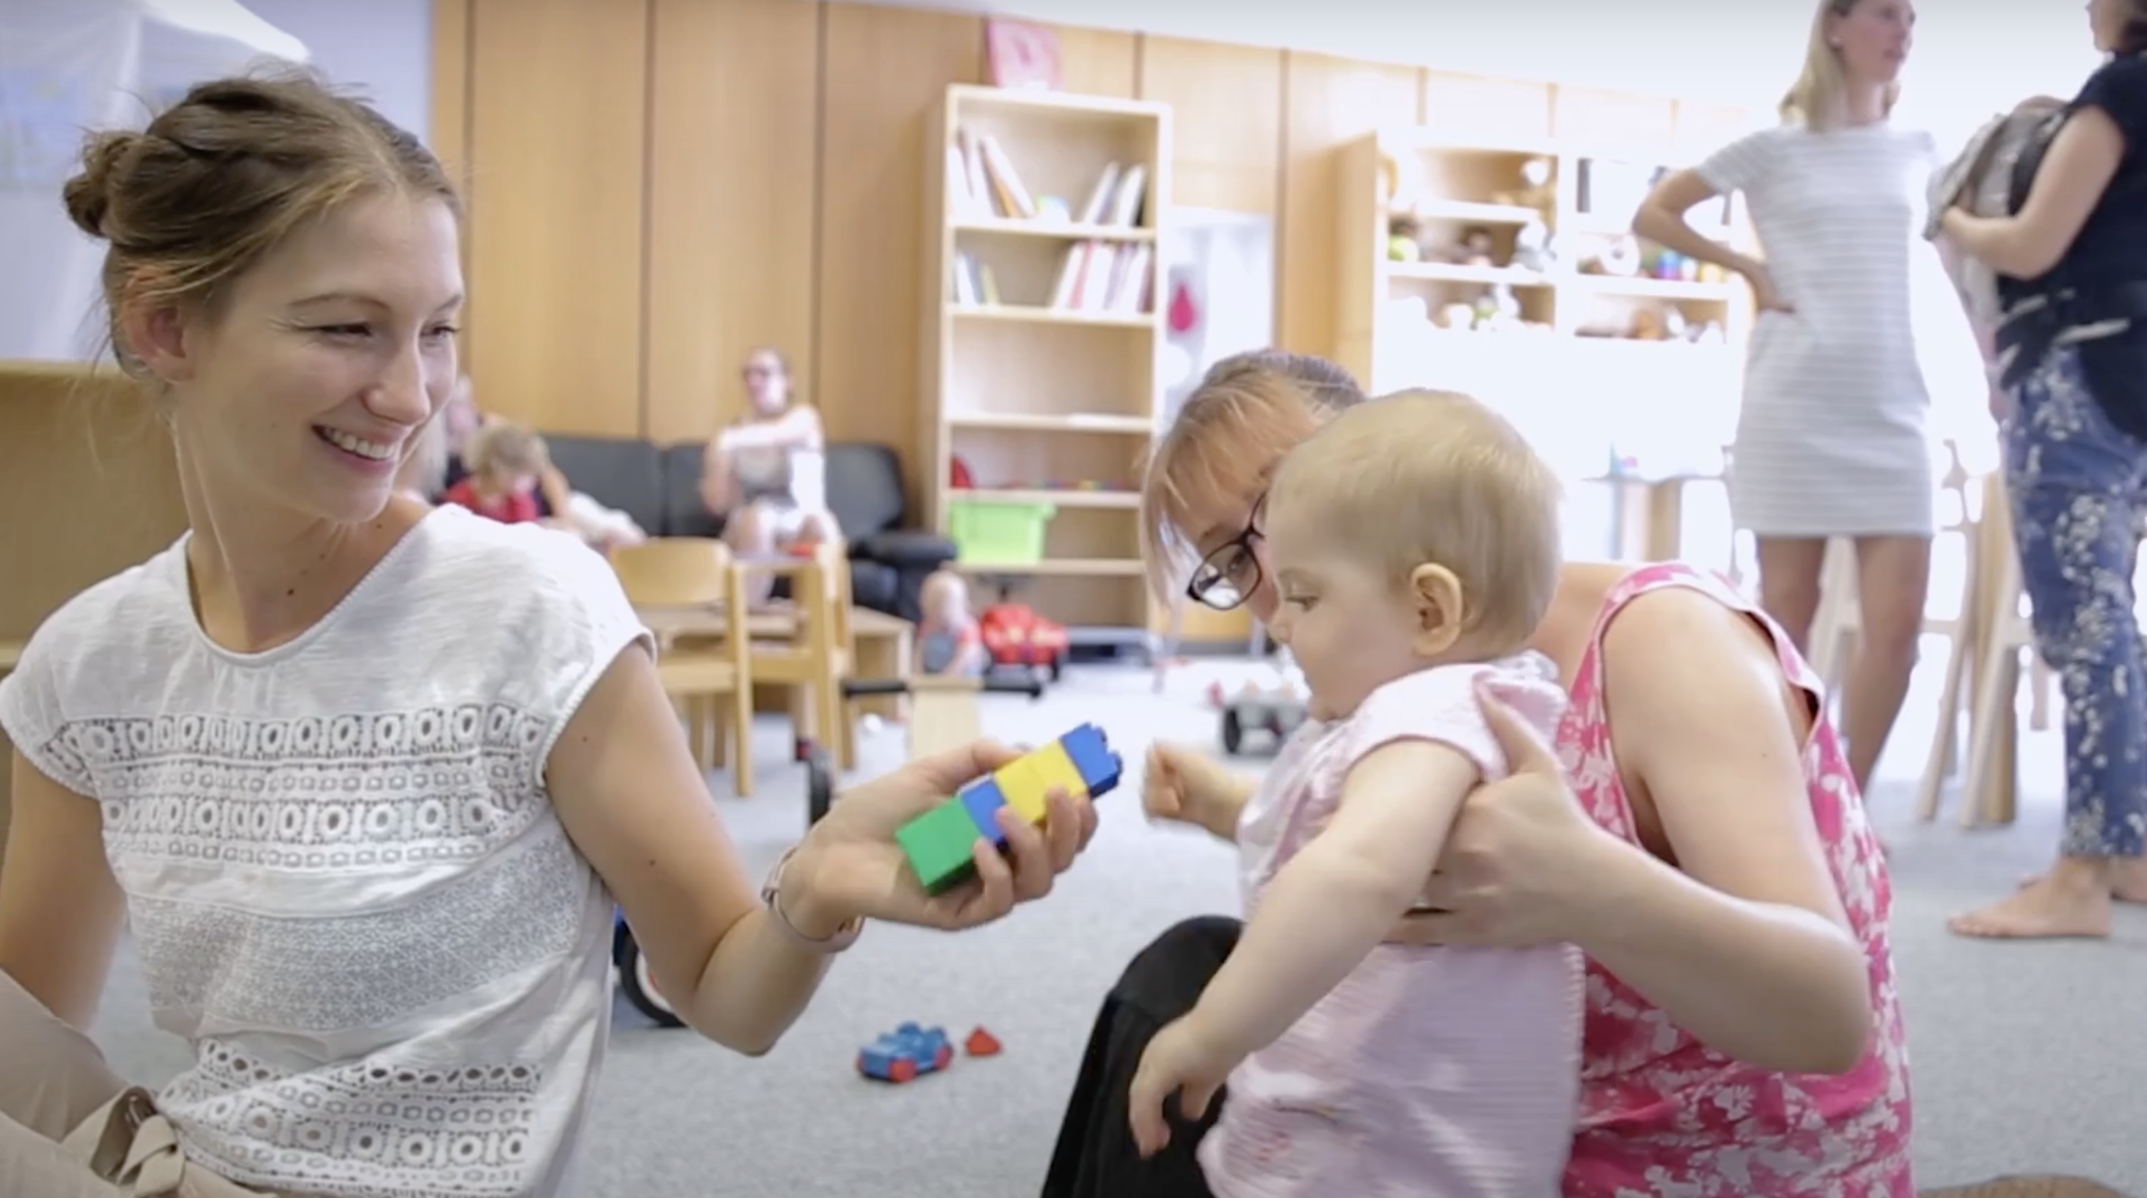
[2003,344,2147,858]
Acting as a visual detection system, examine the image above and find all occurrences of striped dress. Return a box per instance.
[1700,123,1941,537]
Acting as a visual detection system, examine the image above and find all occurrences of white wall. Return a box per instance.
[854,0,2104,147]
[235,0,430,139]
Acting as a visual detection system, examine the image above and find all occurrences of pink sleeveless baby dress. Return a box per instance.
[1559,564,1912,1197]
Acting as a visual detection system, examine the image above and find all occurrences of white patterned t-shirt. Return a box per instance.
[0,506,651,1198]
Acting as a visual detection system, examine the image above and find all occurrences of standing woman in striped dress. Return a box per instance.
[1633,0,1938,795]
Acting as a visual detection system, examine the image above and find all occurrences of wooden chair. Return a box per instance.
[742,541,858,772]
[1917,470,2036,827]
[609,538,754,796]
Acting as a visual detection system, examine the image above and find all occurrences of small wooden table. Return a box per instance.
[632,605,913,720]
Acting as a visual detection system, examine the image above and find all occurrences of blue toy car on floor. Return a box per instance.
[857,1022,954,1083]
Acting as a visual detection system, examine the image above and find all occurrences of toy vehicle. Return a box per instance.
[1209,678,1309,756]
[978,600,1069,680]
[857,1021,955,1083]
[613,909,683,1028]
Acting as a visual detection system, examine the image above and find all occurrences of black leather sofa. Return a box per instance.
[541,437,956,622]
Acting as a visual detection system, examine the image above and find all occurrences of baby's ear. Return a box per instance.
[1405,563,1465,655]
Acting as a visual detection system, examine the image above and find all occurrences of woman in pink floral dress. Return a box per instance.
[1042,351,1909,1198]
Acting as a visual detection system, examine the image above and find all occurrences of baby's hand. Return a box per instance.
[1143,744,1241,838]
[1127,1014,1233,1159]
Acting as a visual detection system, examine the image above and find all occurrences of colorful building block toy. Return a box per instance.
[893,724,1122,894]
[857,1022,954,1083]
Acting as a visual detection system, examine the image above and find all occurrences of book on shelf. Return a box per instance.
[1044,240,1151,315]
[945,127,1148,231]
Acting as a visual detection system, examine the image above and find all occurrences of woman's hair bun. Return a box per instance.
[62,131,140,239]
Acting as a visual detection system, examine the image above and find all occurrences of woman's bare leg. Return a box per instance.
[1841,535,1930,791]
[1753,535,1830,654]
[724,502,777,604]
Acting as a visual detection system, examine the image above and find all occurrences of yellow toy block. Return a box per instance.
[1029,740,1089,801]
[993,757,1049,823]
[994,740,1089,823]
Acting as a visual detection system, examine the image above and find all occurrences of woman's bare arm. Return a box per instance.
[0,755,127,1029]
[1578,589,1874,1075]
[547,645,844,1055]
[1632,169,1766,279]
[1943,106,2125,278]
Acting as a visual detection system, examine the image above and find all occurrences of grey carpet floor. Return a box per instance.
[82,650,2147,1197]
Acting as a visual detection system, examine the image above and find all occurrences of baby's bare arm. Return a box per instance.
[1183,740,1479,1061]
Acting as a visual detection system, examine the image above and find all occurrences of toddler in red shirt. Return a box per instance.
[443,420,548,525]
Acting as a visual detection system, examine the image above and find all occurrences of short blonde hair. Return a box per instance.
[1139,352,1366,602]
[463,419,548,478]
[1267,389,1562,656]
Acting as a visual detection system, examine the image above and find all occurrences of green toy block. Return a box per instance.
[895,799,987,894]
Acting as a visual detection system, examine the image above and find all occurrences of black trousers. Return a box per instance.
[1040,915,1243,1198]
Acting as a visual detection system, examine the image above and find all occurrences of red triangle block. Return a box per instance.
[964,1026,1002,1057]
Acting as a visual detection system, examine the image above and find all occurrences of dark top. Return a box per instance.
[1998,53,2147,304]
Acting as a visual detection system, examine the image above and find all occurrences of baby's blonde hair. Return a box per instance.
[463,419,549,479]
[1267,389,1562,657]
[1139,352,1366,602]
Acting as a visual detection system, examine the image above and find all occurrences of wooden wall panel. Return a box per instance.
[1049,25,1139,98]
[814,3,985,505]
[0,364,189,852]
[1137,38,1284,214]
[1277,52,1422,362]
[644,0,821,445]
[1421,71,1555,142]
[430,0,473,356]
[465,0,649,437]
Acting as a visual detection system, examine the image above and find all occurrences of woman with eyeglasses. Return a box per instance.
[1046,351,1909,1197]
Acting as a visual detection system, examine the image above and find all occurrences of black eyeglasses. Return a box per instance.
[1185,493,1266,611]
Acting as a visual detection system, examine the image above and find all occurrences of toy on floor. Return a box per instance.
[809,671,1049,824]
[964,1026,1002,1057]
[893,723,1123,895]
[613,908,685,1029]
[858,1022,955,1083]
[1207,653,1310,756]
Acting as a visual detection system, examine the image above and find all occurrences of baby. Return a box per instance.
[1129,390,1582,1197]
[443,420,549,525]
[915,569,987,677]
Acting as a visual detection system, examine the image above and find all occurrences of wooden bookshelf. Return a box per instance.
[919,84,1170,642]
[1335,127,1754,477]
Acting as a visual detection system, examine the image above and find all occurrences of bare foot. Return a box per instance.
[2014,855,2147,903]
[1952,865,2114,940]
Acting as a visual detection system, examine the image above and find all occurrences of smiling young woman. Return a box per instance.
[0,71,1095,1198]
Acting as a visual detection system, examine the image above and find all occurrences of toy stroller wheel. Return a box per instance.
[1048,654,1064,681]
[616,937,685,1028]
[890,1058,918,1083]
[933,1043,954,1070]
[1221,709,1244,755]
[806,747,836,825]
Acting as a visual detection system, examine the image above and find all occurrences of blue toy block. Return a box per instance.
[1058,724,1122,797]
[856,1021,956,1083]
[959,777,1011,848]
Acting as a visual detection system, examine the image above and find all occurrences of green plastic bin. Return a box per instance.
[947,499,1055,565]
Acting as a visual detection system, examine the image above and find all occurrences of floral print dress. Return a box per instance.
[1558,564,1913,1197]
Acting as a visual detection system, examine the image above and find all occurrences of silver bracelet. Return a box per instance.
[760,846,862,953]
